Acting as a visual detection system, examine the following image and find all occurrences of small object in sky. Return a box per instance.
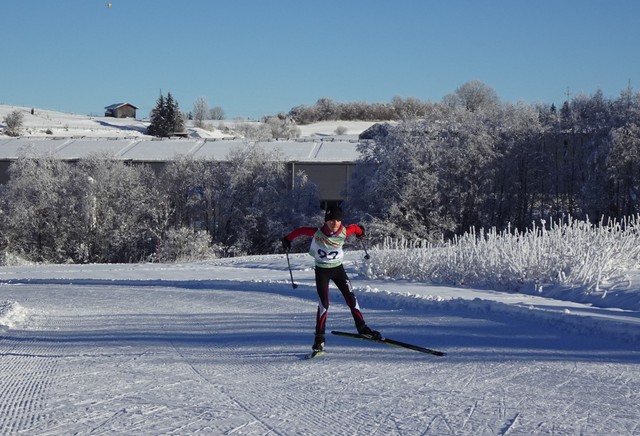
[107,2,112,8]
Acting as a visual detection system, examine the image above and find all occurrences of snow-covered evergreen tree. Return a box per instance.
[147,92,185,137]
[147,94,166,137]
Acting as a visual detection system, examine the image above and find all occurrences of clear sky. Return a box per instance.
[2,0,639,119]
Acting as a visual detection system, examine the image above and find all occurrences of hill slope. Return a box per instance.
[0,105,380,140]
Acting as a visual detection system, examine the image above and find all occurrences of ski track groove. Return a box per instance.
[461,399,479,432]
[0,340,60,435]
[499,412,520,435]
[167,338,285,436]
[88,408,128,435]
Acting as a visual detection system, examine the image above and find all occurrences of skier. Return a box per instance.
[281,206,381,355]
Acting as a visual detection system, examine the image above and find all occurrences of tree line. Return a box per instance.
[345,82,640,242]
[2,81,640,263]
[286,80,500,124]
[0,148,320,264]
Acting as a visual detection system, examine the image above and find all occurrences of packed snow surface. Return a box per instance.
[1,253,639,435]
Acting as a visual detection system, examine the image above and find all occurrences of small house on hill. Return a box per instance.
[104,103,138,118]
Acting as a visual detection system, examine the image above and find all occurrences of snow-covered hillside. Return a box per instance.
[0,105,378,140]
[0,105,151,138]
[0,254,638,434]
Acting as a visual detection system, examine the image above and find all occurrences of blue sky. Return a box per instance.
[1,0,639,119]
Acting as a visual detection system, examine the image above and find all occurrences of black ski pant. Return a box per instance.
[314,264,365,337]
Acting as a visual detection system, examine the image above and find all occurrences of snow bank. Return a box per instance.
[354,285,640,346]
[0,300,29,329]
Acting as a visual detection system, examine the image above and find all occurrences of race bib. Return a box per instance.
[308,228,346,266]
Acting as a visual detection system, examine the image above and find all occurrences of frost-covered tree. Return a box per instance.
[606,123,640,216]
[436,107,498,232]
[214,144,319,255]
[613,84,640,127]
[78,154,160,262]
[443,80,499,112]
[391,96,430,121]
[0,151,89,262]
[315,97,338,121]
[263,115,300,139]
[348,101,557,239]
[192,96,209,128]
[159,155,214,233]
[234,122,273,140]
[0,151,167,263]
[3,110,24,137]
[210,106,225,120]
[489,104,547,228]
[570,90,612,134]
[155,227,212,262]
[349,121,449,241]
[220,145,290,254]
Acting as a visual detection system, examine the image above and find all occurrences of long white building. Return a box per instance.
[0,136,365,208]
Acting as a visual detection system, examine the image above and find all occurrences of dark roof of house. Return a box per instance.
[359,122,392,140]
[105,103,138,110]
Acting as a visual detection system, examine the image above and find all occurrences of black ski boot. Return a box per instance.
[306,334,326,359]
[357,324,382,341]
[312,334,325,352]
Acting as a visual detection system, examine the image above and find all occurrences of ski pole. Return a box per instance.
[285,250,298,289]
[360,238,371,260]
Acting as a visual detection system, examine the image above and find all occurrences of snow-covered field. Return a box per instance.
[0,105,378,140]
[1,253,639,435]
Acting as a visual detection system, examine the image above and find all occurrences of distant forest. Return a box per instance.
[2,80,640,263]
[285,80,502,123]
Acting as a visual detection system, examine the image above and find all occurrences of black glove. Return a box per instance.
[357,225,365,239]
[281,237,291,251]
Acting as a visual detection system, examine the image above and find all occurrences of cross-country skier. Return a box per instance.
[281,206,381,355]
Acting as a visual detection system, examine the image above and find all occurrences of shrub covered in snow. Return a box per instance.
[359,216,640,295]
[2,110,24,137]
[154,228,213,262]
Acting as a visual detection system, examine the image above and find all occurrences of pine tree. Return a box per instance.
[147,92,185,137]
[147,94,165,137]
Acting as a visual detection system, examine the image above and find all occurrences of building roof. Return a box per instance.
[0,137,363,163]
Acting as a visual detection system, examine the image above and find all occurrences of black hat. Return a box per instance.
[325,207,344,222]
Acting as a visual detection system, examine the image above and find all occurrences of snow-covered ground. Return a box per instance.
[1,253,639,435]
[0,105,378,140]
[0,105,151,138]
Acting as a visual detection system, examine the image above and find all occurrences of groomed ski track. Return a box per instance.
[0,254,639,435]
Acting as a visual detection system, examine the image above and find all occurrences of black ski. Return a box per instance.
[331,331,446,357]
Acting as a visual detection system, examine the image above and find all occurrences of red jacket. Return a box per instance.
[285,223,363,241]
